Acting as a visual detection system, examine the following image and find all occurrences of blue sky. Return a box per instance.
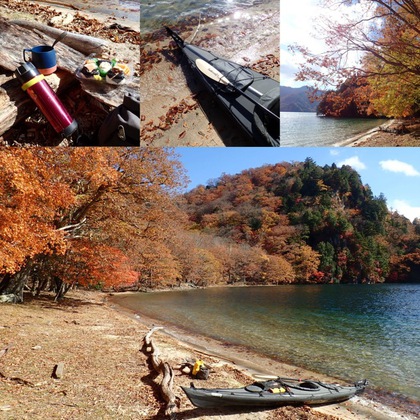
[176,147,420,221]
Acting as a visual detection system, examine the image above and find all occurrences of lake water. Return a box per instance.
[280,112,385,146]
[114,284,420,404]
[141,0,277,33]
[34,0,140,25]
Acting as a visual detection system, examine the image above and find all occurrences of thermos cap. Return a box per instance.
[15,62,40,84]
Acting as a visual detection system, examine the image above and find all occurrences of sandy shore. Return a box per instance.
[335,119,420,147]
[140,3,279,147]
[1,290,417,419]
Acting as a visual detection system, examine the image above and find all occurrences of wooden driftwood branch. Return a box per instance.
[142,327,179,418]
[9,20,108,55]
[0,344,34,387]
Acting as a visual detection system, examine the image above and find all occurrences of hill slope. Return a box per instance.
[183,159,420,284]
[280,86,319,112]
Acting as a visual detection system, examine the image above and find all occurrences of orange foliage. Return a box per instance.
[55,239,138,290]
[0,149,74,274]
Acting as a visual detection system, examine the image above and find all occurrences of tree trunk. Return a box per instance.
[0,263,32,303]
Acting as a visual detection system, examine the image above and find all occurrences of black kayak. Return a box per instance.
[181,377,368,409]
[166,27,280,146]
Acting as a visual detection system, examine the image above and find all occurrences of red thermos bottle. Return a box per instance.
[15,62,78,138]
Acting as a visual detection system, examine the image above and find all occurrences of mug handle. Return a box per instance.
[23,49,31,62]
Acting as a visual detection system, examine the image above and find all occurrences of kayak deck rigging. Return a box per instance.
[166,26,280,146]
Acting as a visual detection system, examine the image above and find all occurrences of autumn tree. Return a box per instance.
[0,148,187,302]
[317,76,377,117]
[293,0,420,117]
[262,255,295,284]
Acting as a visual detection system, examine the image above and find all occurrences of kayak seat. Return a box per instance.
[245,383,265,393]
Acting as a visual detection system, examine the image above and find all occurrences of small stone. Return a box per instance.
[52,362,65,379]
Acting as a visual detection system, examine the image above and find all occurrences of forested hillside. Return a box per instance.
[183,159,420,285]
[1,151,420,303]
[280,86,319,112]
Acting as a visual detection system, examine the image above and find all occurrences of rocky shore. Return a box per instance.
[1,290,417,419]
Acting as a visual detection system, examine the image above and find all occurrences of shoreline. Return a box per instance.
[1,289,417,419]
[335,119,420,147]
[110,290,419,420]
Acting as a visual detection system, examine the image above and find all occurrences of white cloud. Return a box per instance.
[337,156,366,171]
[329,149,340,156]
[280,0,375,87]
[392,200,420,222]
[379,160,420,177]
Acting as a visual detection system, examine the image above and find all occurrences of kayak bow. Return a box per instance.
[166,27,280,146]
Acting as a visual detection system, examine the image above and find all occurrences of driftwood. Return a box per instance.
[142,327,180,418]
[10,19,108,55]
[0,18,85,73]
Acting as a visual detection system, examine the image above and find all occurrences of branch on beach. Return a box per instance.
[142,327,180,418]
[0,345,34,387]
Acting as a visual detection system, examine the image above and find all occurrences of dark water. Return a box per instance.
[141,0,277,33]
[280,112,385,146]
[114,284,420,403]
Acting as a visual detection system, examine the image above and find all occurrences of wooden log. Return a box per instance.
[9,19,108,55]
[0,71,74,137]
[161,362,177,417]
[0,17,139,136]
[142,327,180,418]
[0,17,85,73]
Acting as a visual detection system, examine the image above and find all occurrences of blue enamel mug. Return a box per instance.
[23,45,57,75]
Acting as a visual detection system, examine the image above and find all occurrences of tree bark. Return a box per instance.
[0,262,32,303]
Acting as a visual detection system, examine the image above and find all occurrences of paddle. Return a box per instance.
[195,58,280,122]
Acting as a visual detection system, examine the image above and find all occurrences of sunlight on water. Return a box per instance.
[141,0,276,33]
[115,284,420,402]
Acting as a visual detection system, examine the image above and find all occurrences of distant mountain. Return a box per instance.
[280,86,320,112]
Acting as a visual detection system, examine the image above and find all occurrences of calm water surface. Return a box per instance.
[115,284,420,403]
[280,112,385,146]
